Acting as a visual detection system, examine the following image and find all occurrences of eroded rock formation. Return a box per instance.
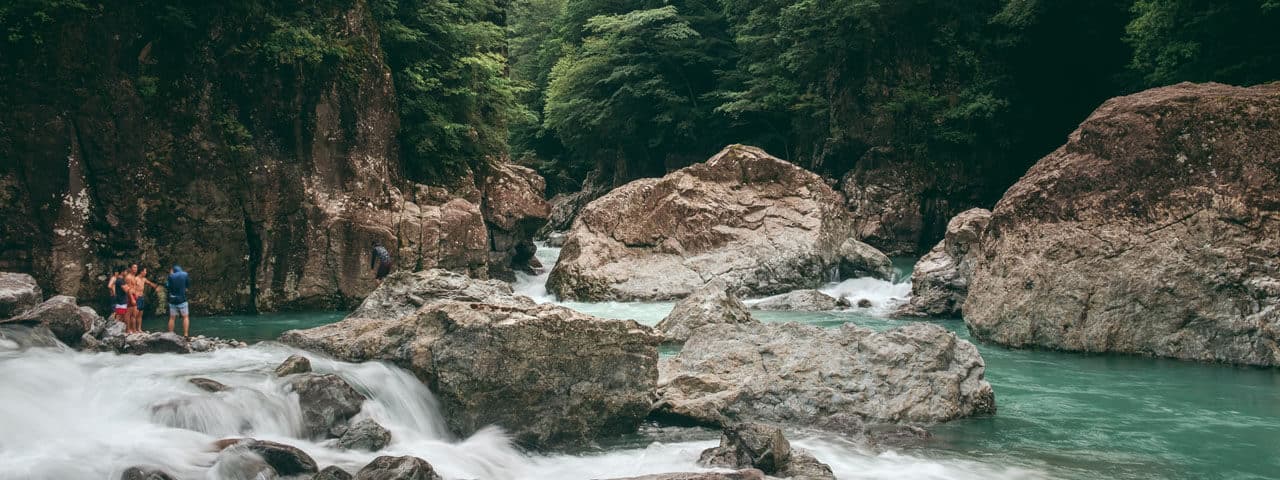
[964,82,1280,366]
[897,208,991,318]
[548,145,890,301]
[655,280,757,344]
[655,322,995,429]
[280,269,660,449]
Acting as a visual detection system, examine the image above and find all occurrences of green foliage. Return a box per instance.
[0,0,89,45]
[1126,0,1280,85]
[374,0,531,182]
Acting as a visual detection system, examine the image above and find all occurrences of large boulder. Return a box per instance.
[288,373,367,439]
[751,290,848,312]
[547,145,889,301]
[897,208,991,317]
[964,82,1280,366]
[280,269,661,449]
[655,322,995,429]
[354,456,441,480]
[244,439,319,477]
[655,280,757,344]
[698,422,834,480]
[0,272,40,318]
[482,162,551,280]
[0,295,97,345]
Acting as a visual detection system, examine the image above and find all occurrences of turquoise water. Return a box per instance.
[139,311,347,342]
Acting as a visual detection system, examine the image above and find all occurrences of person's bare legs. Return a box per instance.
[182,312,190,337]
[167,311,175,333]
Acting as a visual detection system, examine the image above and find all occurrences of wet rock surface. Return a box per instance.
[189,377,230,393]
[750,290,848,312]
[244,439,319,477]
[316,466,355,480]
[897,208,991,318]
[964,82,1280,366]
[280,269,661,449]
[0,272,41,319]
[656,322,995,428]
[605,472,765,480]
[337,418,393,451]
[120,466,176,480]
[274,354,313,376]
[0,295,96,345]
[548,145,890,301]
[482,162,551,280]
[656,280,757,344]
[698,422,834,480]
[354,455,442,480]
[288,373,367,440]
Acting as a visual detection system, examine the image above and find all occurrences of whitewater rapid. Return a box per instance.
[0,244,1051,479]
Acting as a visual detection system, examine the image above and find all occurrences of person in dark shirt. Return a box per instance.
[166,265,191,336]
[109,265,129,329]
[371,241,393,282]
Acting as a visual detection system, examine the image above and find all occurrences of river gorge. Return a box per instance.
[1,244,1276,480]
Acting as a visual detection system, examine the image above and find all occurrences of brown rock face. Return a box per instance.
[280,269,660,449]
[0,273,41,318]
[548,145,890,301]
[481,163,551,280]
[964,82,1280,366]
[897,208,991,318]
[0,2,542,314]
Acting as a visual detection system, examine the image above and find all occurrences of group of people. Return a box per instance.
[107,264,191,336]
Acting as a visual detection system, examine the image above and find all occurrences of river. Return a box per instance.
[0,245,1277,479]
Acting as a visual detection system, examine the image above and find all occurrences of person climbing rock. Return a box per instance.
[166,265,191,337]
[371,241,393,282]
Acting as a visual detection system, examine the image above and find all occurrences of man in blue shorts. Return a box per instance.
[166,265,191,336]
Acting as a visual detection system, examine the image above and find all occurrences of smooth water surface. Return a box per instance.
[140,311,347,342]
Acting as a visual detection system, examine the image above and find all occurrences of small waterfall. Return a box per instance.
[512,243,561,303]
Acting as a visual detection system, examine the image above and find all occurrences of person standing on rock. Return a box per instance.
[123,265,142,334]
[370,241,393,282]
[131,267,160,327]
[166,265,191,337]
[109,265,130,331]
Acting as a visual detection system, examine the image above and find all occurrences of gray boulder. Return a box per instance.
[965,82,1280,366]
[548,145,890,301]
[280,269,660,449]
[837,238,895,280]
[655,322,995,428]
[245,439,319,477]
[897,208,991,318]
[316,466,354,480]
[289,373,367,439]
[0,295,97,345]
[337,418,392,451]
[698,422,834,480]
[751,290,848,312]
[656,280,757,344]
[354,455,441,480]
[275,354,312,376]
[0,272,41,319]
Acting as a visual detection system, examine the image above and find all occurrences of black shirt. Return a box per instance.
[113,277,128,305]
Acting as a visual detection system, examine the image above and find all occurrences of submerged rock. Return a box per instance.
[548,145,890,301]
[318,468,358,480]
[280,269,660,449]
[656,280,757,344]
[189,377,230,393]
[964,82,1280,366]
[655,322,995,428]
[120,466,176,480]
[698,422,834,480]
[606,472,764,480]
[337,418,393,451]
[274,354,312,376]
[316,466,354,480]
[0,295,97,345]
[0,272,41,319]
[289,373,367,440]
[354,455,441,480]
[751,290,848,312]
[897,208,991,318]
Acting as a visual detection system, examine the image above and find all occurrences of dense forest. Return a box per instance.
[3,0,1278,196]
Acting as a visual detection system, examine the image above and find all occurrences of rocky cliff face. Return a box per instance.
[0,2,545,314]
[964,82,1280,366]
